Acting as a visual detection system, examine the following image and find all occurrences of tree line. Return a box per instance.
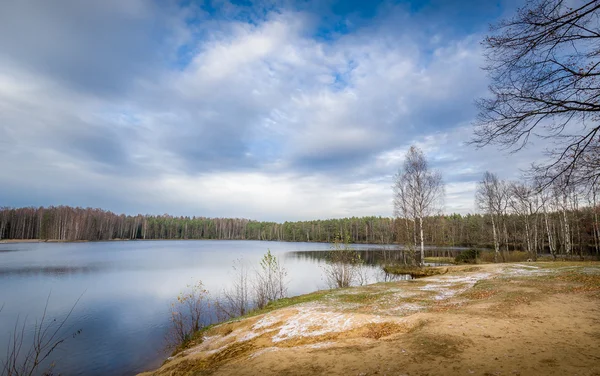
[0,204,598,257]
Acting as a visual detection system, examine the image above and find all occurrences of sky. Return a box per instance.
[0,0,549,221]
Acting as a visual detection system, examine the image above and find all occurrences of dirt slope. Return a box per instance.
[140,263,600,376]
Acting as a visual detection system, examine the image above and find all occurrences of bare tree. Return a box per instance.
[1,294,82,376]
[588,185,600,256]
[540,187,558,259]
[476,172,509,262]
[393,171,418,265]
[393,146,445,266]
[214,260,251,320]
[552,179,574,256]
[473,0,600,187]
[509,181,541,259]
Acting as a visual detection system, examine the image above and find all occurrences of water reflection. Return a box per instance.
[286,248,458,266]
[0,265,102,276]
[286,249,417,283]
[287,248,458,283]
[286,248,412,266]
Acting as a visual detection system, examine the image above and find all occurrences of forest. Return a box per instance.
[1,180,599,259]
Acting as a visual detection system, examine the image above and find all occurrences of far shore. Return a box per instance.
[0,238,126,244]
[0,239,483,248]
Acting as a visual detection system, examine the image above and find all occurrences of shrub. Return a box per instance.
[254,250,288,309]
[168,281,210,348]
[322,233,368,288]
[455,249,480,264]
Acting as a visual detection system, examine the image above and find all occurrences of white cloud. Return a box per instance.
[0,1,545,220]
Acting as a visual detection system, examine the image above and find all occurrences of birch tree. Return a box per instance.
[393,146,444,266]
[509,181,540,259]
[540,188,558,259]
[588,186,600,256]
[476,172,509,262]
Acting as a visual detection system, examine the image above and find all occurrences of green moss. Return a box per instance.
[252,290,331,314]
[383,265,448,278]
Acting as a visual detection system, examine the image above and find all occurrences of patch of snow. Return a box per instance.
[503,266,551,277]
[581,267,600,275]
[271,308,381,342]
[204,344,230,356]
[433,289,456,300]
[202,335,219,343]
[249,347,280,359]
[306,341,336,349]
[512,264,539,269]
[384,303,424,315]
[416,272,492,301]
[239,330,260,342]
[253,314,283,330]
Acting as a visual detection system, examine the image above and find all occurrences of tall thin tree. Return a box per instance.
[393,146,445,266]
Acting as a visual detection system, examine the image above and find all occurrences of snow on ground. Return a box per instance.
[418,273,492,301]
[512,263,539,269]
[249,347,280,359]
[181,264,554,361]
[503,264,553,277]
[271,307,383,342]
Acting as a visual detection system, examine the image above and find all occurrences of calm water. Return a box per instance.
[0,240,460,375]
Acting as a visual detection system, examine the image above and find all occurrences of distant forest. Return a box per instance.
[0,205,598,256]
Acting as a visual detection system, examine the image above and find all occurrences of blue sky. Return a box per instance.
[0,0,546,221]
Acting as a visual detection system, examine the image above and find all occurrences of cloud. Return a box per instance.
[0,0,536,220]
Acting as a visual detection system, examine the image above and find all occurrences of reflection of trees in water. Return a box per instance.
[373,269,412,282]
[0,266,101,276]
[285,248,463,266]
[286,249,402,266]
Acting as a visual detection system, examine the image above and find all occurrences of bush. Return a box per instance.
[168,281,210,348]
[322,233,368,288]
[254,250,288,309]
[455,249,480,264]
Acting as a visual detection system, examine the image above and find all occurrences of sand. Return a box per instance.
[140,262,600,376]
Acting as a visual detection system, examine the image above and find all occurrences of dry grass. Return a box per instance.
[360,322,408,339]
[409,332,467,359]
[478,250,531,263]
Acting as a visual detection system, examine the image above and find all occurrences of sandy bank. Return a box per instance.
[140,262,600,376]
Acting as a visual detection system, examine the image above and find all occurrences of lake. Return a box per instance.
[0,240,462,375]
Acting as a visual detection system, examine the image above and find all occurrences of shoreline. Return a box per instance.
[0,238,481,248]
[140,262,600,376]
